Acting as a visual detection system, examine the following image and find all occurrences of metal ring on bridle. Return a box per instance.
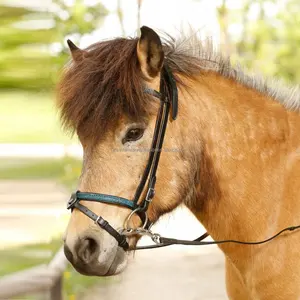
[124,207,148,230]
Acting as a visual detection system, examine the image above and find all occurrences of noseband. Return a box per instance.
[67,66,179,250]
[67,66,300,251]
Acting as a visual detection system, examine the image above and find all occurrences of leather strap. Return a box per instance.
[74,201,129,250]
[163,66,178,120]
[157,225,300,246]
[136,226,300,250]
[134,66,175,210]
[133,97,165,205]
[135,232,209,250]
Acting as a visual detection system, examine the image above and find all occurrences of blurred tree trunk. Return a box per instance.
[217,0,231,56]
[236,1,251,56]
[252,1,265,54]
[117,0,125,36]
[137,0,142,30]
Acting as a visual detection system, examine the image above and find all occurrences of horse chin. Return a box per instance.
[70,247,128,277]
[98,246,128,276]
[105,250,128,276]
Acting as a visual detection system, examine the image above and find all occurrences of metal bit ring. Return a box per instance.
[124,207,148,230]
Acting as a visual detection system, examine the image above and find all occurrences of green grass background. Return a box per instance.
[0,91,76,143]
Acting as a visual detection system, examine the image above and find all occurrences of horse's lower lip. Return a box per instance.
[105,264,116,276]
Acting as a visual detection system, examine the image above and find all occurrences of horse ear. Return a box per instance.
[137,26,164,79]
[67,39,84,62]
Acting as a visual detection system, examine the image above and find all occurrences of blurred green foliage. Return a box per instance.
[275,0,300,82]
[221,0,300,83]
[0,0,108,91]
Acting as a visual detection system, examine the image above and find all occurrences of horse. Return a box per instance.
[58,26,300,299]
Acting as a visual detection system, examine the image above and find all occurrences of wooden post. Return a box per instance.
[50,275,63,300]
[0,246,68,299]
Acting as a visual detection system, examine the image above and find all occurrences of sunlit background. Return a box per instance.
[0,0,299,299]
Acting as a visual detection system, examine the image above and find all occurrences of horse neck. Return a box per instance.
[179,71,300,255]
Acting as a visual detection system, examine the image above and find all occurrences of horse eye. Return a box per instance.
[123,128,144,144]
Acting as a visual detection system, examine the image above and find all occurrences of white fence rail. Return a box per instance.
[0,144,82,158]
[0,247,67,300]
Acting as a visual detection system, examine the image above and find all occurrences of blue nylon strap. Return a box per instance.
[76,191,137,210]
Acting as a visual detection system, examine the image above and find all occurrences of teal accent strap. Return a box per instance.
[76,192,136,210]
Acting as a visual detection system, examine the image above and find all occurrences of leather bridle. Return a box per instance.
[67,65,183,250]
[67,65,300,251]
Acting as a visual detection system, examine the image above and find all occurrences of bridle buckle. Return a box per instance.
[67,191,78,210]
[145,187,155,202]
[95,216,101,225]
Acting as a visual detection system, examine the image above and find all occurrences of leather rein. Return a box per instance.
[67,66,300,251]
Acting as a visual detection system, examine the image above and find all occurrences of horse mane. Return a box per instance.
[57,32,300,140]
[162,32,300,111]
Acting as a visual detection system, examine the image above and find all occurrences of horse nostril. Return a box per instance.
[77,237,99,264]
[64,244,74,264]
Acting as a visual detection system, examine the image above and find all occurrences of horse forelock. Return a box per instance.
[57,38,151,142]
